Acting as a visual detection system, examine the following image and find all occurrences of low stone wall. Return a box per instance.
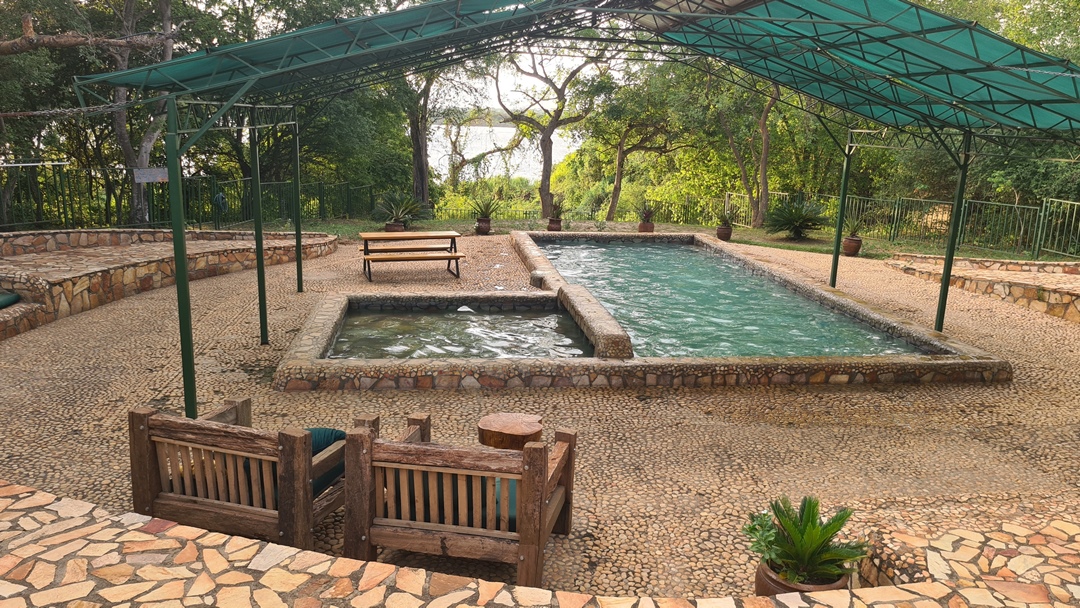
[558,284,633,359]
[888,260,1080,324]
[891,253,1080,274]
[0,231,337,341]
[0,228,316,256]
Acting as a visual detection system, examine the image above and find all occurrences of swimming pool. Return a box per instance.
[540,241,920,358]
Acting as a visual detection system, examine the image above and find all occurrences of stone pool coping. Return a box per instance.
[272,231,1010,391]
[2,478,1077,607]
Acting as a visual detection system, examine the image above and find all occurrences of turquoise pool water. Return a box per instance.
[329,307,593,359]
[540,242,921,357]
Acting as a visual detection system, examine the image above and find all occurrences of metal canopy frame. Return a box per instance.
[70,0,1080,414]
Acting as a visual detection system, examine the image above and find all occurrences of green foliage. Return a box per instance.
[764,197,829,239]
[638,202,654,222]
[717,206,733,227]
[377,192,422,226]
[468,196,503,219]
[843,214,862,237]
[743,496,869,585]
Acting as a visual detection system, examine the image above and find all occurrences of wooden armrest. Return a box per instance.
[311,439,345,480]
[199,398,252,426]
[544,442,570,497]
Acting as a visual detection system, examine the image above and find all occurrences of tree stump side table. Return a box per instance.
[477,413,543,451]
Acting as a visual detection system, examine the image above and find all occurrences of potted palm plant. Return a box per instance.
[842,215,863,257]
[716,207,734,241]
[470,197,502,236]
[377,193,422,232]
[743,496,868,596]
[638,203,655,233]
[547,201,564,232]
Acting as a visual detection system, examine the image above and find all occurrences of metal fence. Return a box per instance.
[0,163,376,232]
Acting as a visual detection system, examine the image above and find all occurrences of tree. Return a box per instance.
[0,13,166,56]
[494,48,612,218]
[575,61,682,220]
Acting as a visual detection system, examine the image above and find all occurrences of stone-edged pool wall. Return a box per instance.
[274,232,1010,391]
[272,291,632,391]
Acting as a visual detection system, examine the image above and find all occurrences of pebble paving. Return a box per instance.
[1,233,1079,604]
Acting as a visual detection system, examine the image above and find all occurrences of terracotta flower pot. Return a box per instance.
[842,235,863,257]
[547,218,563,232]
[716,225,733,241]
[384,222,405,232]
[476,217,492,235]
[754,562,849,597]
[638,222,654,233]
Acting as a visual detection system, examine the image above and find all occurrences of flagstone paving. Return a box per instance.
[1,233,1079,603]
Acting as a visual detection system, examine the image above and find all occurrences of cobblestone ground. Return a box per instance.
[0,234,1078,599]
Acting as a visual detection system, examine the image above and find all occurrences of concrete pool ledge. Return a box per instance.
[271,233,1010,391]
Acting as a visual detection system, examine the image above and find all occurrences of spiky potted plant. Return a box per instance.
[638,202,655,233]
[716,207,734,241]
[743,496,869,596]
[842,215,863,257]
[470,197,503,236]
[547,201,564,232]
[377,193,422,232]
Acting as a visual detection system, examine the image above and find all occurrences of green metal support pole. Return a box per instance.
[250,111,270,345]
[166,99,199,419]
[292,120,304,292]
[934,131,973,333]
[828,132,855,288]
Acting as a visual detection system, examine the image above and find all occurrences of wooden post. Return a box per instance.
[277,427,313,550]
[354,415,380,438]
[227,397,252,427]
[344,427,377,560]
[553,428,577,535]
[129,408,161,517]
[517,442,547,588]
[408,413,431,442]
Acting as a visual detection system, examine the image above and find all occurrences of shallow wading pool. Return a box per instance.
[272,233,1012,391]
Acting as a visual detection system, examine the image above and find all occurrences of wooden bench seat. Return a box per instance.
[358,244,454,254]
[128,398,346,550]
[361,252,465,281]
[344,414,577,588]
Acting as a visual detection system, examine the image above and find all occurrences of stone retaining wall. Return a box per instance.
[0,232,337,342]
[0,228,314,256]
[891,254,1080,274]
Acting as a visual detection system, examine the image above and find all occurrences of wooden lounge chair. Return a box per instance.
[343,414,577,588]
[127,398,346,550]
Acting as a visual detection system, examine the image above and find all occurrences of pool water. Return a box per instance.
[540,242,921,358]
[328,307,594,359]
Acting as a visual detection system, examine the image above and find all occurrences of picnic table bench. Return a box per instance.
[359,231,463,281]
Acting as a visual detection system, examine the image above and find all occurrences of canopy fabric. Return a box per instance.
[74,0,1080,135]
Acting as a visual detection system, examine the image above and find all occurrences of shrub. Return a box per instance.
[743,496,868,585]
[764,198,829,239]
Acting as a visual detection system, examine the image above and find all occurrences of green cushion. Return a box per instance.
[306,427,346,497]
[0,291,19,309]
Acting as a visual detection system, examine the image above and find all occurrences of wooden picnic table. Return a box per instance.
[358,230,463,281]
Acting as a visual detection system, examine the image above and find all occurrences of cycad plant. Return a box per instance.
[743,496,868,585]
[763,198,829,239]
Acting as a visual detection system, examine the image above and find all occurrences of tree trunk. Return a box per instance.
[538,130,555,217]
[408,109,429,207]
[607,134,629,221]
[752,85,780,228]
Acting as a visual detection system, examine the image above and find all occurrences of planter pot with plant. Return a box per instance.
[842,215,863,257]
[470,197,503,236]
[547,202,563,232]
[638,203,655,233]
[716,207,733,241]
[377,193,422,232]
[743,496,868,597]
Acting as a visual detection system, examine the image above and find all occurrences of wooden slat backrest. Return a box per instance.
[148,414,279,510]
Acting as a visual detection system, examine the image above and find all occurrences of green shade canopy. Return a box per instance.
[75,0,1080,135]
